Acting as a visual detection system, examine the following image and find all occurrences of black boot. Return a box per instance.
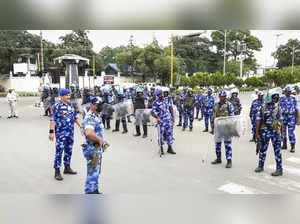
[63,166,77,175]
[189,127,193,132]
[176,123,182,127]
[54,168,63,181]
[250,134,256,142]
[290,144,295,153]
[122,119,128,134]
[282,141,287,150]
[271,170,283,177]
[203,128,208,132]
[225,159,232,168]
[167,145,176,154]
[86,189,102,194]
[254,167,264,173]
[113,120,120,132]
[134,125,141,136]
[160,146,164,155]
[142,124,147,138]
[211,158,222,164]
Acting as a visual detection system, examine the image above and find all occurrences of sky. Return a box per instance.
[28,30,300,68]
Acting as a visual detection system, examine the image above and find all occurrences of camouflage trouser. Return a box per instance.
[54,136,74,168]
[158,121,173,147]
[283,115,296,145]
[251,114,258,135]
[204,113,213,130]
[177,105,183,125]
[82,144,102,194]
[196,106,203,119]
[258,128,282,171]
[216,139,232,160]
[183,108,194,129]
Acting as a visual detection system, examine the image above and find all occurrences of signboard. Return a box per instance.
[104,75,114,84]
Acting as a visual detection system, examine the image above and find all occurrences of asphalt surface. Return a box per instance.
[0,92,300,195]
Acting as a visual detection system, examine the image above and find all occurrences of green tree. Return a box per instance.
[0,30,41,74]
[211,30,262,72]
[225,61,250,77]
[245,77,264,87]
[173,34,218,74]
[273,39,300,69]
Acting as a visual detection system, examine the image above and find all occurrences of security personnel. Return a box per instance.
[211,90,235,168]
[124,88,133,123]
[102,88,113,129]
[42,85,51,116]
[183,88,196,131]
[134,88,148,138]
[112,89,128,134]
[82,97,106,194]
[7,89,19,118]
[279,87,300,152]
[152,89,176,155]
[203,88,215,132]
[249,91,265,142]
[229,88,242,115]
[49,89,82,181]
[147,87,157,109]
[176,87,188,127]
[195,89,204,120]
[255,92,283,176]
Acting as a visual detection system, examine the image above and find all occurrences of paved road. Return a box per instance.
[0,93,300,194]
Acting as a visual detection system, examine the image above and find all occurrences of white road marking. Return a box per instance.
[249,174,300,193]
[286,157,300,165]
[268,165,300,176]
[218,182,263,194]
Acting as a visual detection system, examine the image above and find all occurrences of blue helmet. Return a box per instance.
[219,90,227,97]
[91,97,103,105]
[156,89,163,96]
[285,86,292,92]
[136,88,143,93]
[59,89,70,96]
[103,88,110,94]
[207,87,213,93]
[117,89,124,95]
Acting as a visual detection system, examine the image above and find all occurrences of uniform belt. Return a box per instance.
[283,113,295,115]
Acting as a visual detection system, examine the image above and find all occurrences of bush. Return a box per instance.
[0,92,39,97]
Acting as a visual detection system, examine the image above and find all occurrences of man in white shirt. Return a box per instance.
[7,89,18,118]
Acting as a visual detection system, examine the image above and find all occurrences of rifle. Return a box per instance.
[256,130,263,155]
[81,142,110,171]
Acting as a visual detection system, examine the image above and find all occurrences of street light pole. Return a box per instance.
[216,30,227,75]
[223,30,227,75]
[170,34,174,88]
[40,30,44,83]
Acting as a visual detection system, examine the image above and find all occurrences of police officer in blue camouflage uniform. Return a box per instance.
[49,89,83,181]
[195,89,204,120]
[211,90,235,168]
[249,91,265,142]
[255,92,283,176]
[182,88,196,131]
[151,89,176,155]
[203,88,215,132]
[176,87,188,127]
[82,97,107,194]
[279,86,300,152]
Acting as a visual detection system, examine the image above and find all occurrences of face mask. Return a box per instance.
[95,104,103,113]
